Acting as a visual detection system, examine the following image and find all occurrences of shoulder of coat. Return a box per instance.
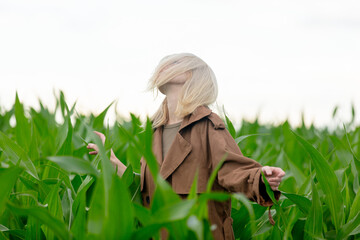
[207,112,226,130]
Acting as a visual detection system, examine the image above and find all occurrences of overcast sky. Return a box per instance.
[1,0,359,128]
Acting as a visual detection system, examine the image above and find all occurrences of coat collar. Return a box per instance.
[179,105,225,130]
[140,105,224,189]
[179,105,212,131]
[158,105,218,180]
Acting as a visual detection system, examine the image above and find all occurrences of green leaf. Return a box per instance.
[151,177,181,213]
[83,123,114,215]
[41,181,63,240]
[186,215,203,240]
[337,212,360,239]
[187,170,199,200]
[133,203,152,226]
[332,105,338,118]
[56,114,73,155]
[70,189,87,240]
[7,202,70,240]
[87,176,106,236]
[232,193,256,236]
[103,174,134,240]
[291,130,344,232]
[206,157,225,193]
[14,93,31,152]
[0,224,25,239]
[47,156,99,177]
[305,175,323,239]
[0,131,39,180]
[0,167,22,215]
[93,101,114,130]
[235,133,269,145]
[152,199,196,223]
[261,171,278,206]
[131,223,164,240]
[282,192,311,215]
[224,114,236,139]
[348,184,360,221]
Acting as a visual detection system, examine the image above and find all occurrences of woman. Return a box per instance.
[87,53,285,240]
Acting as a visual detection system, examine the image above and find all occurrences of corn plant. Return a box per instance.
[0,91,359,239]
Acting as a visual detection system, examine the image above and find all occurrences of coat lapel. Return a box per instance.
[142,106,213,186]
[140,127,163,191]
[159,106,212,180]
[160,132,192,180]
[152,126,163,165]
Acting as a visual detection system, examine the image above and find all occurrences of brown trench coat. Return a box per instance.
[140,106,280,240]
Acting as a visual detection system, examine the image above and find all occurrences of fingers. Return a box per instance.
[93,131,106,144]
[87,143,99,151]
[87,143,99,155]
[268,180,281,191]
[277,168,286,178]
[262,166,286,191]
[86,131,106,156]
[262,166,272,176]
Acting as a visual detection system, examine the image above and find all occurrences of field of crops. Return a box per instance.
[0,92,359,240]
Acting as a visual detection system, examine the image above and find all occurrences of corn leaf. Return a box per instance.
[291,130,344,232]
[0,131,39,180]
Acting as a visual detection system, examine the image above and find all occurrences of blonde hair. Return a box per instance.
[148,53,218,128]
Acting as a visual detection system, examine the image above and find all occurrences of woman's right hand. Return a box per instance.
[86,131,127,176]
[87,131,106,155]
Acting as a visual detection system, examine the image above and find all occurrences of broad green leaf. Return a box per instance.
[14,93,31,152]
[83,123,114,215]
[261,172,278,206]
[41,181,63,240]
[235,133,269,145]
[122,164,134,187]
[0,131,39,180]
[282,192,311,215]
[61,188,73,229]
[291,130,344,232]
[93,101,114,130]
[47,156,99,177]
[133,203,152,226]
[87,176,106,235]
[348,184,360,220]
[305,175,323,239]
[232,193,256,235]
[7,202,70,240]
[152,199,195,223]
[70,189,87,240]
[206,157,225,193]
[198,192,230,202]
[56,115,73,155]
[103,174,134,240]
[0,167,22,215]
[187,170,199,200]
[0,224,25,239]
[151,177,181,213]
[131,223,164,240]
[186,215,203,240]
[337,212,360,239]
[224,113,236,139]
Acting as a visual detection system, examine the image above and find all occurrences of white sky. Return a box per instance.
[1,0,360,128]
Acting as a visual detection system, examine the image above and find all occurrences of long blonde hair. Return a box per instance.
[148,53,218,128]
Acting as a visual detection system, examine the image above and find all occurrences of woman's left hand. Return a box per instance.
[261,166,285,191]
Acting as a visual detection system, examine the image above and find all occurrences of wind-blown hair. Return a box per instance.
[148,53,218,128]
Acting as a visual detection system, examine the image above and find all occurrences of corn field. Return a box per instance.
[0,91,360,240]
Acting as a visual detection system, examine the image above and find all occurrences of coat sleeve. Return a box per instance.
[207,121,280,207]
